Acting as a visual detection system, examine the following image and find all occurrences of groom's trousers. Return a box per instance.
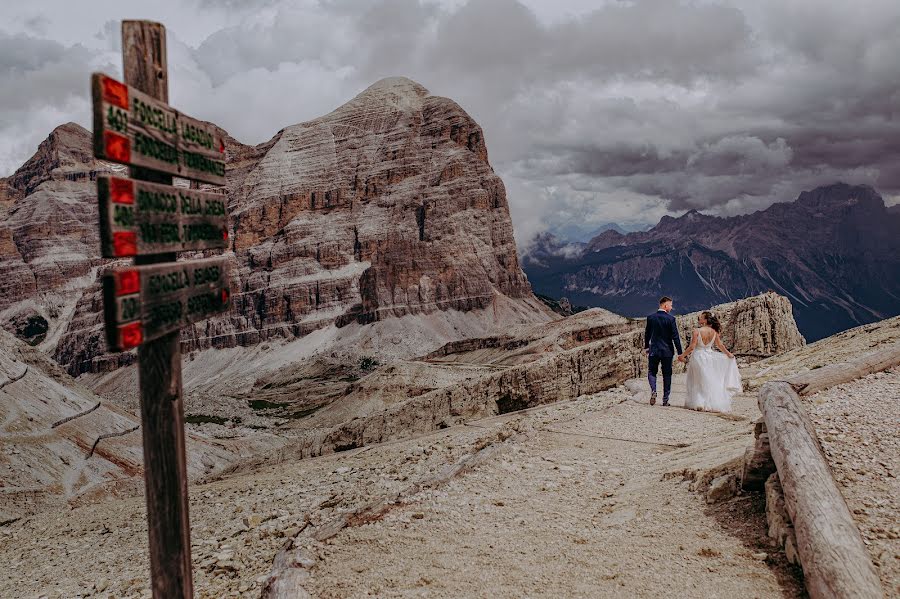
[648,355,674,402]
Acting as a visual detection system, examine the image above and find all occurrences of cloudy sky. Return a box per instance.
[2,0,899,245]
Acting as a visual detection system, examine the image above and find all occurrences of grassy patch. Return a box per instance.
[185,414,229,426]
[284,405,323,419]
[359,356,379,371]
[248,399,292,411]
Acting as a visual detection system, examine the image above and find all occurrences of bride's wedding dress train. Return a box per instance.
[685,333,741,413]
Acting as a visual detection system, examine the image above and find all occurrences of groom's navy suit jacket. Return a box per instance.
[644,310,683,358]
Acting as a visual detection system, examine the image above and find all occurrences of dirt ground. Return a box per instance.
[0,372,807,598]
[302,375,805,599]
[805,369,900,596]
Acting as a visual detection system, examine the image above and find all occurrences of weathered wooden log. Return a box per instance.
[785,341,900,396]
[758,381,883,599]
[260,542,314,599]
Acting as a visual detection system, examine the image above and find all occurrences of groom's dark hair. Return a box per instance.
[659,296,672,305]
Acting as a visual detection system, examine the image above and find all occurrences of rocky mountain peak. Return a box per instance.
[0,78,551,374]
[525,182,900,341]
[354,76,430,102]
[793,182,883,213]
[5,122,106,198]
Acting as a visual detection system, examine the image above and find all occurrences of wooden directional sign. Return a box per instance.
[102,257,231,352]
[98,175,229,257]
[92,72,227,185]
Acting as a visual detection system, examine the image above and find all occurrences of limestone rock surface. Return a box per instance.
[0,123,122,354]
[0,78,550,375]
[256,292,805,459]
[0,329,250,523]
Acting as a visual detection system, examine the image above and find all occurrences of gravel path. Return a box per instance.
[303,375,803,598]
[0,375,805,598]
[805,368,900,596]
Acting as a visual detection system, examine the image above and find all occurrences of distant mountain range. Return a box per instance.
[523,183,900,341]
[549,221,654,244]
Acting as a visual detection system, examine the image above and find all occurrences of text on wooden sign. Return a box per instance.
[98,175,229,257]
[102,257,231,351]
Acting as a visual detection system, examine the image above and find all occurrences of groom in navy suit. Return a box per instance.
[644,296,683,407]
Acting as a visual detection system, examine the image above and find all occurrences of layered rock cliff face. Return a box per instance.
[0,124,121,353]
[222,76,535,335]
[524,183,900,341]
[1,78,548,374]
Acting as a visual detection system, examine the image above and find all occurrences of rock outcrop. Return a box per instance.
[0,124,121,352]
[1,78,549,375]
[250,292,804,459]
[524,183,900,341]
[670,292,805,358]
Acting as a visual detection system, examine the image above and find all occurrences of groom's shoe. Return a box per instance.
[662,397,670,407]
[650,391,657,406]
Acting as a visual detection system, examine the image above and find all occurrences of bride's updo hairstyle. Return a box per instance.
[702,311,721,332]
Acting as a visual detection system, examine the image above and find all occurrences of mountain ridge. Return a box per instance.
[523,182,900,340]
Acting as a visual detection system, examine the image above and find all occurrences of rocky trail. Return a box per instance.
[301,374,804,599]
[0,368,807,599]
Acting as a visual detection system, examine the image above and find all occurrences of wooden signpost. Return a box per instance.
[103,258,231,351]
[93,20,233,598]
[92,73,227,185]
[98,176,228,257]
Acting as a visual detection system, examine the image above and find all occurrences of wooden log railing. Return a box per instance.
[784,340,900,396]
[758,381,884,599]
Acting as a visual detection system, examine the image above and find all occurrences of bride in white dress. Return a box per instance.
[680,311,742,413]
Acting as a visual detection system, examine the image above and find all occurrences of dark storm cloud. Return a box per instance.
[0,32,66,74]
[2,0,899,243]
[520,0,900,215]
[544,0,756,84]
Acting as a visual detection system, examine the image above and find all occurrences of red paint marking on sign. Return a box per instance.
[104,131,131,163]
[113,231,138,257]
[110,177,135,204]
[221,288,230,305]
[115,269,141,296]
[222,228,228,240]
[119,322,143,349]
[219,140,225,153]
[102,76,129,109]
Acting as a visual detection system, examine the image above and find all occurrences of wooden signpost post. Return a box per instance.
[93,20,232,598]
